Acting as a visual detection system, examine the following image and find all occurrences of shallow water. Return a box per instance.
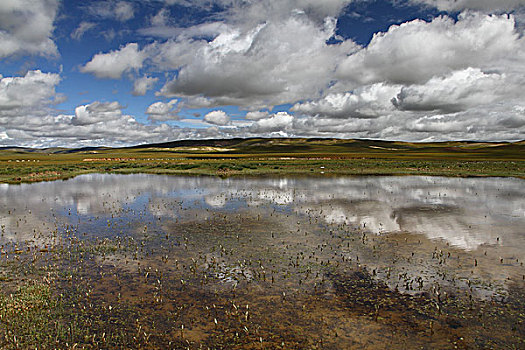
[1,174,524,349]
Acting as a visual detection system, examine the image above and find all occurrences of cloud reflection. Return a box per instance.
[0,174,523,252]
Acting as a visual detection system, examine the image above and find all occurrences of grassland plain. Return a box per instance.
[0,138,524,183]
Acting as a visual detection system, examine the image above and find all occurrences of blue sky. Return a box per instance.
[0,0,524,147]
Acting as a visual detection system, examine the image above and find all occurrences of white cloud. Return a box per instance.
[115,1,135,21]
[284,11,525,142]
[146,99,179,121]
[71,21,97,40]
[337,13,520,86]
[0,100,196,148]
[132,75,159,96]
[166,0,355,23]
[409,0,525,12]
[285,104,525,142]
[139,20,228,39]
[391,68,510,113]
[71,101,125,126]
[204,110,230,125]
[0,114,180,148]
[143,6,523,118]
[406,114,472,134]
[181,96,216,109]
[81,43,146,79]
[5,1,525,146]
[0,70,61,111]
[250,112,294,133]
[156,15,357,108]
[85,1,135,22]
[0,0,59,58]
[245,111,269,120]
[292,83,400,119]
[151,8,170,26]
[406,103,525,140]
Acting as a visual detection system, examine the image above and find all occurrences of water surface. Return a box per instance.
[1,174,524,348]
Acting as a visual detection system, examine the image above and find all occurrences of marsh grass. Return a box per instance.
[0,282,59,348]
[0,158,523,185]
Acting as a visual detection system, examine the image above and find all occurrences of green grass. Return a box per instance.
[0,282,60,349]
[0,138,523,183]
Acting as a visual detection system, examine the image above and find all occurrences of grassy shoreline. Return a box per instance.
[1,138,524,183]
[1,157,524,184]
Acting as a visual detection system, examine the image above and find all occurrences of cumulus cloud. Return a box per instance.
[132,75,159,96]
[0,99,195,148]
[250,112,294,133]
[406,114,472,134]
[146,99,179,121]
[0,113,181,148]
[155,15,356,108]
[284,11,525,142]
[290,74,525,141]
[6,1,525,146]
[409,0,525,12]
[0,0,59,58]
[391,68,510,113]
[79,6,525,143]
[0,70,61,111]
[337,13,520,86]
[71,21,97,40]
[81,43,146,79]
[82,1,357,108]
[286,104,525,142]
[71,101,125,126]
[405,103,525,141]
[500,106,525,128]
[245,111,269,120]
[182,96,216,109]
[204,110,230,125]
[134,4,525,118]
[292,83,400,119]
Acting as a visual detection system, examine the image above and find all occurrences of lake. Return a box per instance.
[1,174,524,348]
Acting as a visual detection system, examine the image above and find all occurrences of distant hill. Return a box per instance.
[0,146,68,153]
[128,137,522,152]
[124,137,525,158]
[0,146,107,154]
[1,138,524,159]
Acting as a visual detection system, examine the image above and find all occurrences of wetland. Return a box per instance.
[0,174,524,349]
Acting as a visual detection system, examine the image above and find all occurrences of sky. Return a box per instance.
[1,0,525,148]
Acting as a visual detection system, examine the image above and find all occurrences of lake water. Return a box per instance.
[1,174,524,348]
